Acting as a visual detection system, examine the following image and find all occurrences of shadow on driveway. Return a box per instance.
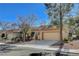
[50,41,63,46]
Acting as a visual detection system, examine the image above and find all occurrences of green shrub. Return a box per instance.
[63,38,69,43]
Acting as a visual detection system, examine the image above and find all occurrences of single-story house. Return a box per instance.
[0,29,21,42]
[0,26,69,41]
[33,26,68,40]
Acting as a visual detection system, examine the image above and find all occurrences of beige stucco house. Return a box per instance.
[0,26,69,41]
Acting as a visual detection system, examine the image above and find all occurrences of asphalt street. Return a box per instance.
[0,44,79,56]
[0,44,55,56]
[0,40,79,56]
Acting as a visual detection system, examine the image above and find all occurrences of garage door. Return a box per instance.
[43,32,60,40]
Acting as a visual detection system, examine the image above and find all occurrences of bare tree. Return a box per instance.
[17,14,37,41]
[0,21,10,30]
[9,22,18,30]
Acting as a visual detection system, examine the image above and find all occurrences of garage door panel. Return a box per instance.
[44,32,60,40]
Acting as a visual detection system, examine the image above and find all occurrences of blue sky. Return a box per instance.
[0,3,79,28]
[0,3,49,27]
[69,3,79,16]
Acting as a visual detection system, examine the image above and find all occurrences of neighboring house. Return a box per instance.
[0,29,21,42]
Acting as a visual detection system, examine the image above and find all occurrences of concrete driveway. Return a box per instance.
[23,40,59,46]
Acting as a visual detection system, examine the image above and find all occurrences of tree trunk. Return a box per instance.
[23,32,26,42]
[60,3,63,41]
[56,3,64,55]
